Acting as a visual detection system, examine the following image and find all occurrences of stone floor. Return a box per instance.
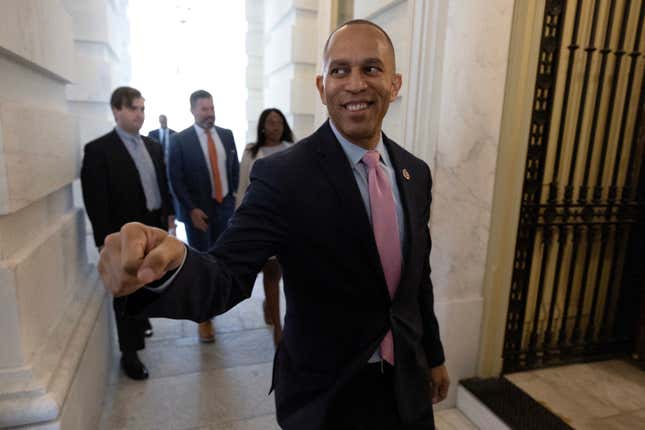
[506,359,645,430]
[98,275,476,429]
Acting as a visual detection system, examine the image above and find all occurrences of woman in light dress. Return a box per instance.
[236,108,294,345]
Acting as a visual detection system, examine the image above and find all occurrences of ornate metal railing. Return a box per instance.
[503,0,645,372]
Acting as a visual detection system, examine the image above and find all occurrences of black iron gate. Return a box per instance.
[503,0,645,373]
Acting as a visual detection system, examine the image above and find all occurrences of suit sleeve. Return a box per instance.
[125,157,287,322]
[167,133,195,212]
[80,143,110,248]
[419,166,446,368]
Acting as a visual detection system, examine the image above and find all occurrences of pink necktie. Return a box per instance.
[362,150,402,365]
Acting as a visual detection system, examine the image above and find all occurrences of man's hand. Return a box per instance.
[190,208,208,232]
[429,364,450,404]
[98,222,186,297]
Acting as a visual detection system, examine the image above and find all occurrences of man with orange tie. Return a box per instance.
[167,90,239,342]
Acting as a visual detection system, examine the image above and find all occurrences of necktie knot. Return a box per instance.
[362,150,380,169]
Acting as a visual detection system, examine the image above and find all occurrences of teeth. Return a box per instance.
[346,103,368,112]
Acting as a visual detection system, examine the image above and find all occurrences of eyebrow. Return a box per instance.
[328,57,385,66]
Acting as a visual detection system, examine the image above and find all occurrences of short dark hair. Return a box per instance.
[110,86,142,110]
[252,108,294,157]
[322,19,396,69]
[190,90,212,108]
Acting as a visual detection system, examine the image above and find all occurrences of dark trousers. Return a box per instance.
[184,194,235,251]
[112,209,163,353]
[113,297,150,352]
[326,362,435,430]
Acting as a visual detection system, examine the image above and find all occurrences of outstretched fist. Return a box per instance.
[98,222,186,297]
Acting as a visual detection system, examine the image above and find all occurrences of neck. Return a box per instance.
[350,136,379,150]
[116,125,138,136]
[328,119,381,150]
[265,138,281,146]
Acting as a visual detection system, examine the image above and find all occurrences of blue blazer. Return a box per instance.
[126,121,445,429]
[167,125,239,223]
[147,128,176,154]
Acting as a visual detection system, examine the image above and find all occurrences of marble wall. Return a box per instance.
[0,0,127,427]
[353,0,515,406]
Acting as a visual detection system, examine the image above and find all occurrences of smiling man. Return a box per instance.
[97,21,449,429]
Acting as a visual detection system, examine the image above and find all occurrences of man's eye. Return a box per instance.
[330,67,348,76]
[365,66,381,74]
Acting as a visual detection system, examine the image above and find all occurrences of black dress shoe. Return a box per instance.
[144,328,153,338]
[121,352,149,380]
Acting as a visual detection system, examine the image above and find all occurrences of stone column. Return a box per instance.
[63,0,131,264]
[0,0,129,427]
[246,0,265,143]
[264,0,319,139]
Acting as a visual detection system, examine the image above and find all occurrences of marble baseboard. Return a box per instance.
[0,271,109,428]
[456,384,510,430]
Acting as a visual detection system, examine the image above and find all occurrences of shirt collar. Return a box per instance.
[329,119,389,167]
[115,126,140,144]
[193,124,215,136]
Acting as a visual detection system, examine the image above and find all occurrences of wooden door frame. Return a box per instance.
[476,0,549,377]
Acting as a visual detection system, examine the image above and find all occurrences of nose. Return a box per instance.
[346,68,367,93]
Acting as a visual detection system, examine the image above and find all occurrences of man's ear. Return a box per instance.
[390,73,402,101]
[316,75,327,106]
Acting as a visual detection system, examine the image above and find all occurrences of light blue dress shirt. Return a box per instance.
[329,120,406,363]
[329,120,406,252]
[115,126,162,211]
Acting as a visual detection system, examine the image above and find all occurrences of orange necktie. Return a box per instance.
[205,129,224,202]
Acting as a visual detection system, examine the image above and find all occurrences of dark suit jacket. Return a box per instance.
[147,128,176,154]
[128,121,445,429]
[80,129,174,247]
[167,125,239,223]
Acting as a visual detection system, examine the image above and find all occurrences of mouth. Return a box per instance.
[342,101,373,112]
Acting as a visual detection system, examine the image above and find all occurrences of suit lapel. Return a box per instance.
[313,121,383,277]
[187,126,212,182]
[383,135,419,297]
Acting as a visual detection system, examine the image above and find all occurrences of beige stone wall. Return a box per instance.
[263,0,320,140]
[0,0,128,427]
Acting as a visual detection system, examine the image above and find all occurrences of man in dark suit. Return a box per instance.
[167,90,239,343]
[98,20,449,429]
[80,86,174,380]
[147,114,176,160]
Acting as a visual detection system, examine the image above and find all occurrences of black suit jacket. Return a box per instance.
[167,125,239,223]
[127,121,445,429]
[81,129,174,247]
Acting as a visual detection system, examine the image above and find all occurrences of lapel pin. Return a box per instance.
[402,168,411,181]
